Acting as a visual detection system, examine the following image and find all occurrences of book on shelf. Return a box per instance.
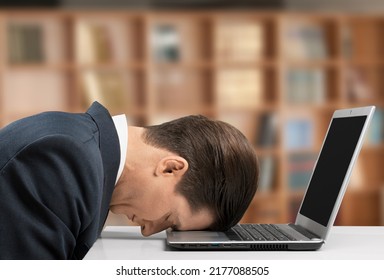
[284,118,314,150]
[217,69,264,109]
[283,20,327,60]
[81,70,128,114]
[7,23,45,64]
[151,24,180,62]
[345,67,374,103]
[285,68,326,105]
[215,19,264,62]
[258,156,276,192]
[287,153,317,190]
[76,21,112,65]
[256,112,278,147]
[341,24,353,59]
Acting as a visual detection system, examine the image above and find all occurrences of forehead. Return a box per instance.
[173,193,214,231]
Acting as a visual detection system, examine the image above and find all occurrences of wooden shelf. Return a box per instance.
[1,10,384,226]
[5,64,74,71]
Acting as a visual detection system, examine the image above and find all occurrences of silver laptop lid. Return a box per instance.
[295,106,375,240]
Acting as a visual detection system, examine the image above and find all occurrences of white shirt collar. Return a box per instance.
[112,114,128,185]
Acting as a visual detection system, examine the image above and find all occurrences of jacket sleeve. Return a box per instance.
[0,134,104,259]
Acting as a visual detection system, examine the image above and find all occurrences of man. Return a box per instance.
[0,102,259,259]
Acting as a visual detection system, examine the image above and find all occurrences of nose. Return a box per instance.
[140,218,173,236]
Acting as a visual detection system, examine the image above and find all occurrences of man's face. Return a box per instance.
[110,167,214,236]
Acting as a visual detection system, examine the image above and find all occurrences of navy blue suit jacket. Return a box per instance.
[0,102,120,259]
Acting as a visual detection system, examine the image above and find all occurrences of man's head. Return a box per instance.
[110,115,259,236]
[143,115,259,230]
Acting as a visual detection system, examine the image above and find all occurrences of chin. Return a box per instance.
[109,207,121,215]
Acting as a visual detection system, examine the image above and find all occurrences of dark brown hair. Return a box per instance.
[143,115,259,231]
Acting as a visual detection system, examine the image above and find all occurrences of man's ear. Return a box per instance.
[155,156,188,178]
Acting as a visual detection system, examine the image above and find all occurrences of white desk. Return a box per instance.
[84,226,384,260]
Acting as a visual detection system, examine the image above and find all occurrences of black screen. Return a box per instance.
[299,116,367,226]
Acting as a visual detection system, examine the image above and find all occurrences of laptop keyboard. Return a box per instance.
[228,224,297,241]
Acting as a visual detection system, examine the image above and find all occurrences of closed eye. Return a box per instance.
[171,225,180,231]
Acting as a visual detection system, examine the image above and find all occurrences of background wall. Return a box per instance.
[0,1,383,227]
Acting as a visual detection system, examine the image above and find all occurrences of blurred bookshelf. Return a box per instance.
[0,10,384,226]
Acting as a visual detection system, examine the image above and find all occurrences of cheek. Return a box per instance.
[128,170,175,220]
[139,191,172,220]
[141,199,168,220]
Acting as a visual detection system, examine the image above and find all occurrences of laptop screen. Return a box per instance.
[299,115,367,227]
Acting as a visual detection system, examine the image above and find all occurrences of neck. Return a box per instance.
[125,126,145,170]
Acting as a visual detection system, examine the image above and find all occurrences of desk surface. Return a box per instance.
[84,226,384,260]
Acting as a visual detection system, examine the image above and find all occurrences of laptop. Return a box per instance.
[166,106,375,251]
